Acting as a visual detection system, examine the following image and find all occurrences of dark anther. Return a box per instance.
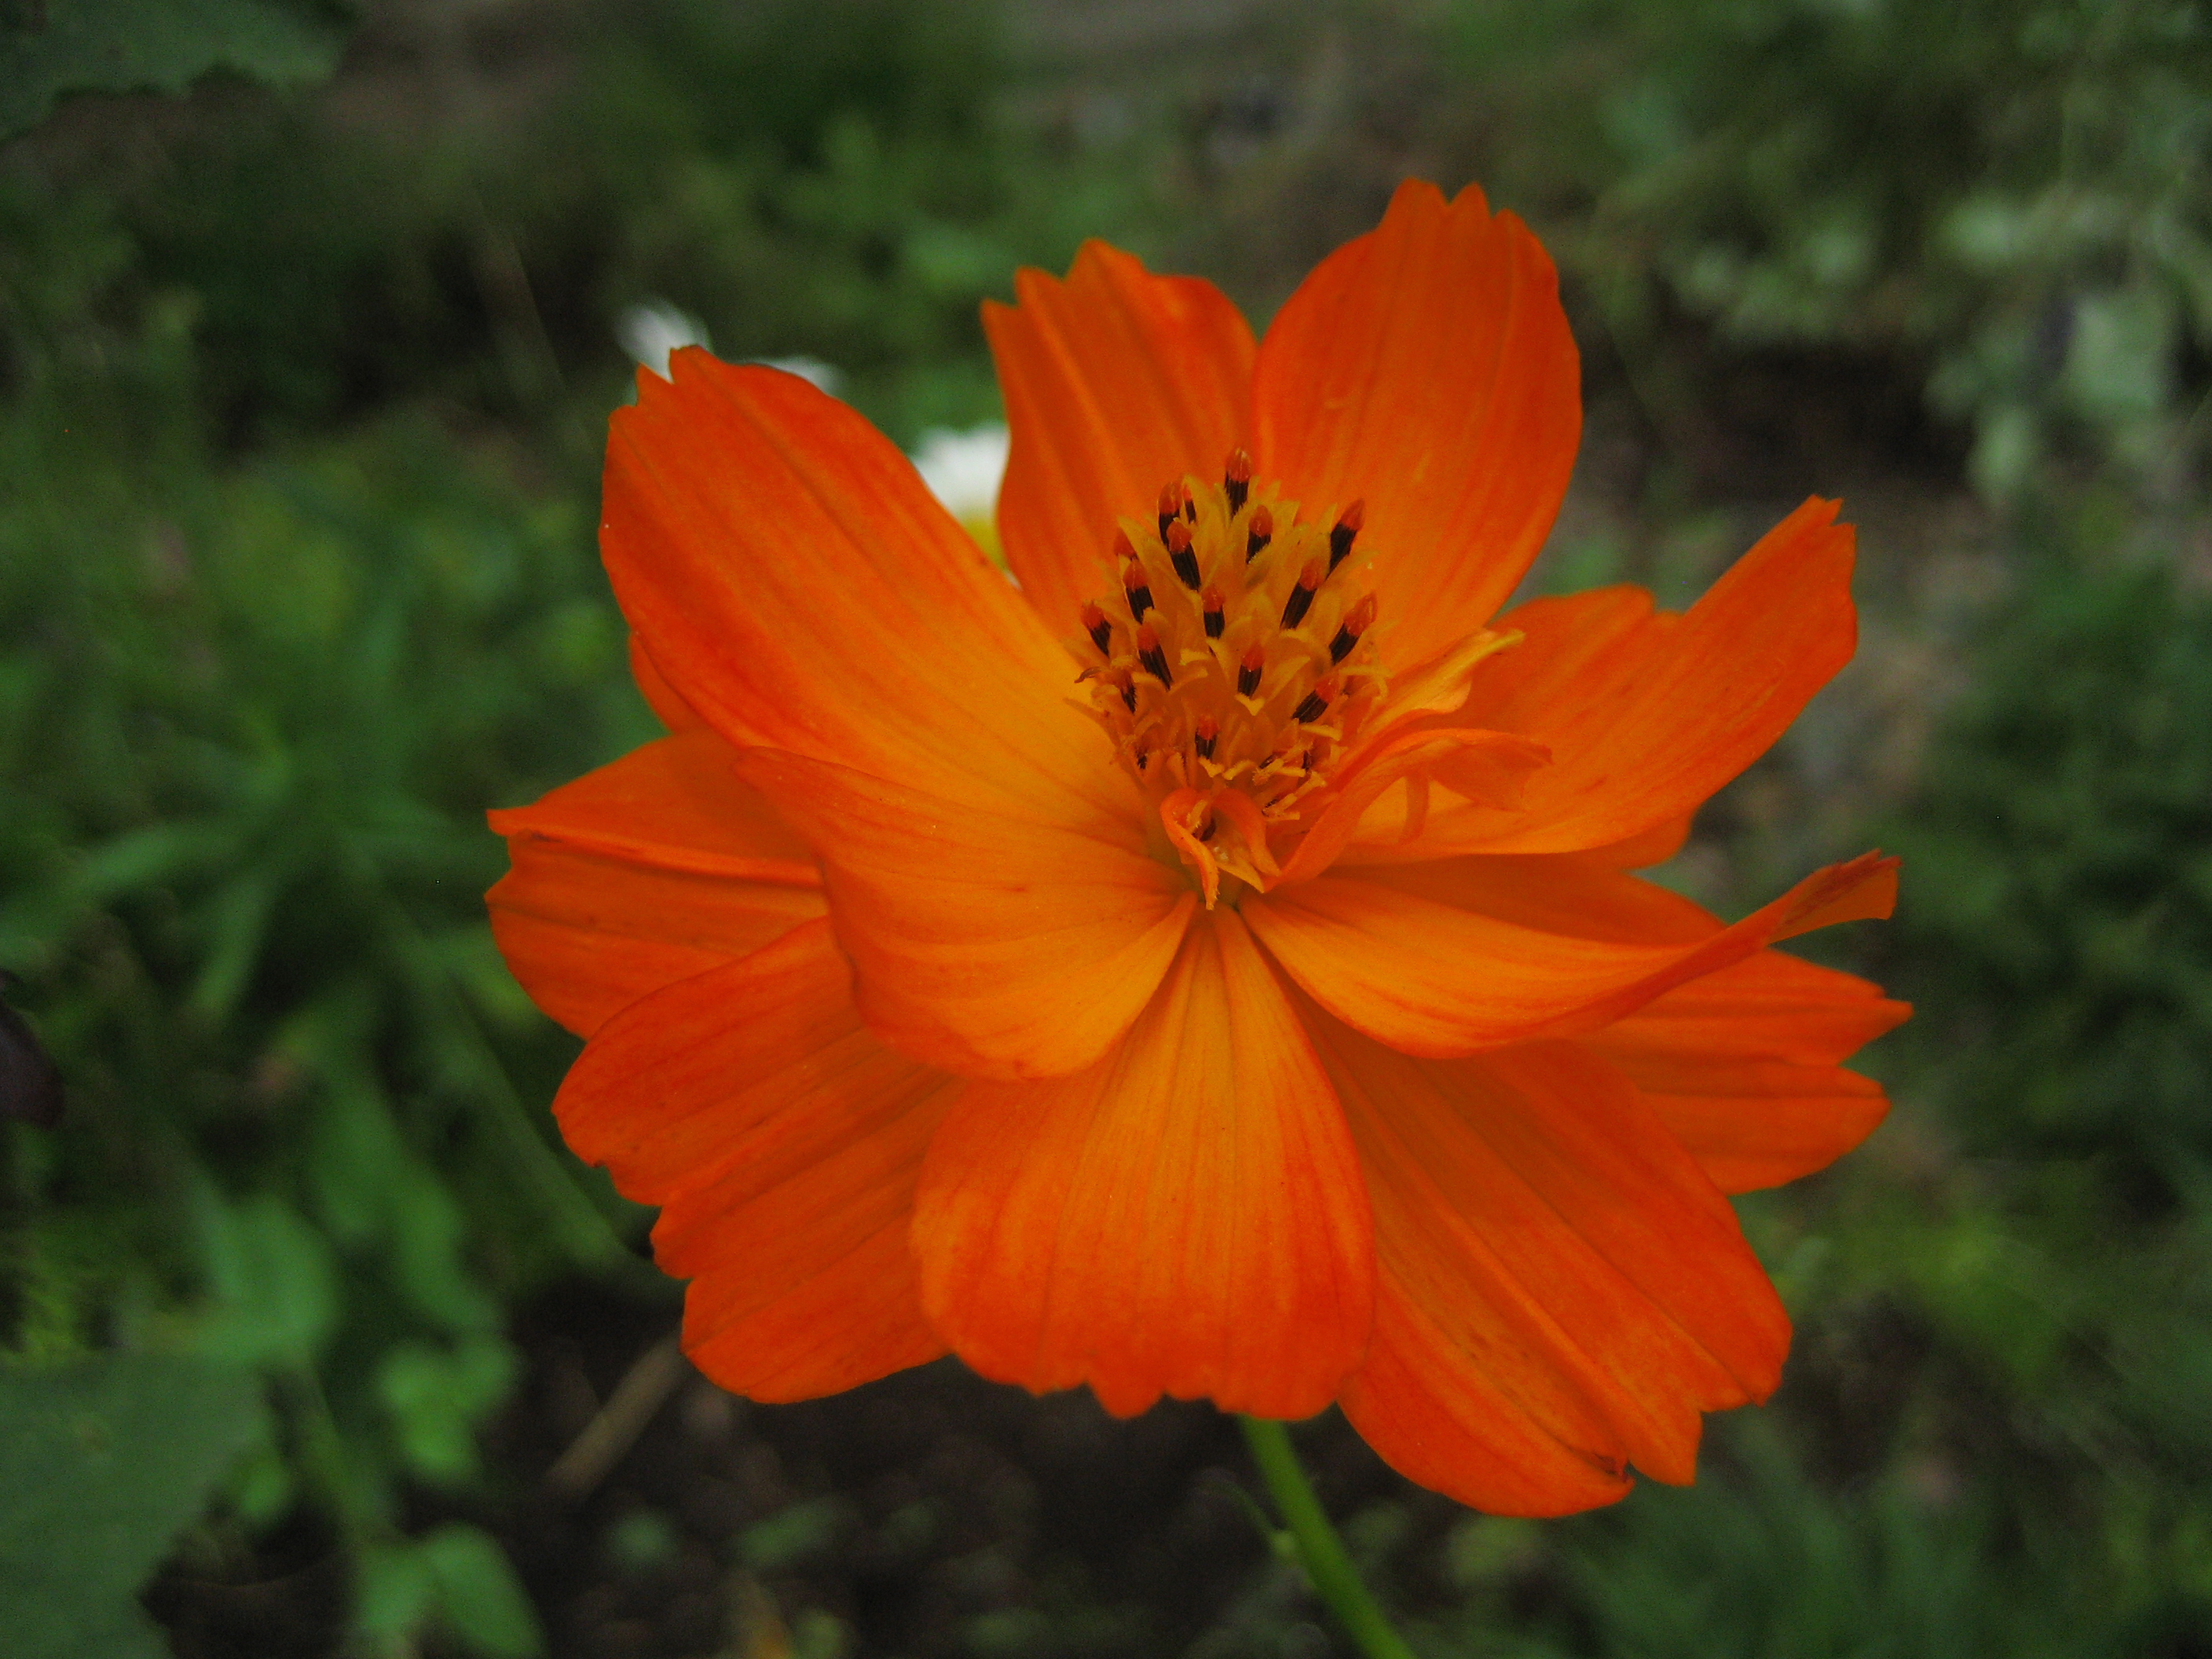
[1328,593,1376,664]
[1157,483,1180,543]
[1280,559,1323,630]
[1328,499,1365,572]
[1182,484,1197,524]
[1293,672,1339,725]
[1122,557,1153,623]
[1246,505,1273,562]
[1166,520,1201,589]
[1119,676,1138,713]
[1137,624,1172,687]
[1201,584,1225,639]
[1225,449,1252,516]
[1237,644,1265,698]
[1136,748,1150,770]
[1081,600,1113,655]
[1194,715,1218,760]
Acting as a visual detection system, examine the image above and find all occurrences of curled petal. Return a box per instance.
[1275,727,1551,888]
[1587,950,1910,1192]
[1159,787,1221,908]
[1245,850,1898,1057]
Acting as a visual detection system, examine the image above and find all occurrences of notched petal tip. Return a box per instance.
[987,240,1256,640]
[1252,175,1582,665]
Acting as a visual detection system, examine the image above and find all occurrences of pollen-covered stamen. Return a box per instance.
[1328,499,1365,572]
[1294,671,1340,724]
[1246,505,1273,563]
[1281,559,1323,630]
[1329,592,1377,664]
[1136,622,1172,687]
[1166,519,1201,590]
[1237,643,1265,697]
[1073,466,1391,905]
[1122,553,1153,623]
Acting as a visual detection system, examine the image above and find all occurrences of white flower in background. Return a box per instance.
[752,355,844,397]
[617,304,845,401]
[913,421,1009,515]
[616,300,712,380]
[911,423,1011,566]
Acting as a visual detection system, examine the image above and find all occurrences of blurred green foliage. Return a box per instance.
[109,0,1140,448]
[0,0,351,140]
[1451,0,2212,500]
[0,282,644,1652]
[6,0,2212,1655]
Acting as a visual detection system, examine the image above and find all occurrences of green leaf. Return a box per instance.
[190,1185,340,1365]
[375,1338,516,1486]
[418,1522,544,1658]
[0,1355,265,1659]
[353,1541,437,1646]
[0,0,348,140]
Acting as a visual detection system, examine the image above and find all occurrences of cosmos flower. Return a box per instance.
[489,181,1907,1515]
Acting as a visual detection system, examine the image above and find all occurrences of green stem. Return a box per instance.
[1240,1416,1417,1659]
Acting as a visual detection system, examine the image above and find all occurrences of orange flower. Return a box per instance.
[488,181,1907,1516]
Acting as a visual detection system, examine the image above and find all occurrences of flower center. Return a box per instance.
[1072,449,1384,905]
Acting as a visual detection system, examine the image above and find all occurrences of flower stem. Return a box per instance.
[1239,1416,1417,1659]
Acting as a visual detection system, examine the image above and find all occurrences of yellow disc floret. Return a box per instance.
[1071,449,1386,903]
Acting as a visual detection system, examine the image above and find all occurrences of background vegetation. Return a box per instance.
[3,1,2208,1654]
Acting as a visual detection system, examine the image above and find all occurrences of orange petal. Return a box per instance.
[628,630,706,733]
[1584,950,1910,1192]
[737,748,1196,1080]
[555,920,959,1401]
[1243,850,1897,1057]
[1336,1275,1635,1517]
[1585,812,1695,870]
[1316,1016,1788,1496]
[485,731,825,1036]
[1407,500,1859,856]
[1251,180,1580,666]
[910,908,1374,1419]
[985,243,1256,642]
[1275,727,1551,887]
[603,350,1120,822]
